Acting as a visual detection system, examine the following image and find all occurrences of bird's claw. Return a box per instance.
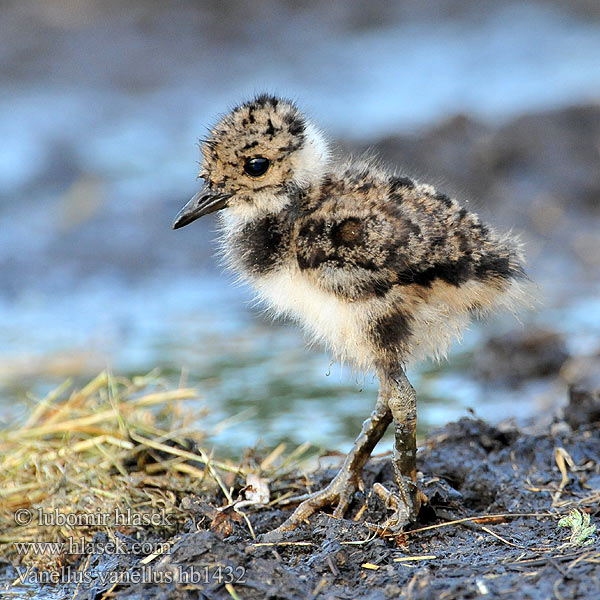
[372,480,424,533]
[262,469,426,542]
[262,468,360,540]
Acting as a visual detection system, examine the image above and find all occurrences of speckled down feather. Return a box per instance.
[199,94,530,370]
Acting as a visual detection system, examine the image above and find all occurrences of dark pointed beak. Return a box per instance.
[172,188,232,229]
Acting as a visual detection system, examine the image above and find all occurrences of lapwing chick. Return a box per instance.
[173,94,529,535]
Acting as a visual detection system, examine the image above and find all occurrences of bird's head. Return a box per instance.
[173,94,329,229]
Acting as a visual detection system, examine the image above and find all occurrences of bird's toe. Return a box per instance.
[372,481,424,532]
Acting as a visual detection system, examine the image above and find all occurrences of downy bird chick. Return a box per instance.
[173,94,529,535]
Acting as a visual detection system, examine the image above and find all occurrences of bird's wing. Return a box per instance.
[294,202,525,302]
[294,211,417,300]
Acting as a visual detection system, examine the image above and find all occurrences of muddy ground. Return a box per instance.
[3,385,599,600]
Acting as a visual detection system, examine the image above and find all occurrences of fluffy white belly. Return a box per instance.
[252,267,373,365]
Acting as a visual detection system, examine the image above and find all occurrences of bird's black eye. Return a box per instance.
[243,157,271,178]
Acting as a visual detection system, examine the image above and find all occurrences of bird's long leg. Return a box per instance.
[374,366,424,530]
[263,386,393,537]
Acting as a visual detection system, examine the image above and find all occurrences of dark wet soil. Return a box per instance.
[4,389,599,600]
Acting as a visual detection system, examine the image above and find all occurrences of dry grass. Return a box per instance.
[0,371,313,573]
[0,371,255,571]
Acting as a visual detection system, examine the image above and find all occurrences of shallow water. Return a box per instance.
[1,0,599,453]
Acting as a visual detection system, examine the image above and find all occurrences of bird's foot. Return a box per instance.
[372,479,425,533]
[262,465,361,540]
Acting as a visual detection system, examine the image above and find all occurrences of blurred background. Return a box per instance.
[1,0,599,454]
